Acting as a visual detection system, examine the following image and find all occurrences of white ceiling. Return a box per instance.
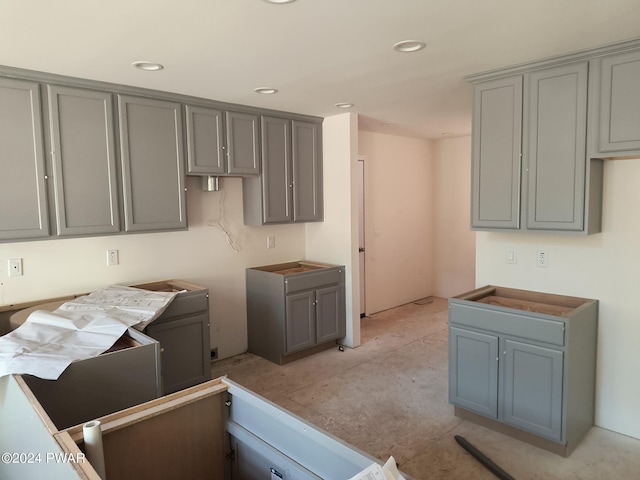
[2,0,639,139]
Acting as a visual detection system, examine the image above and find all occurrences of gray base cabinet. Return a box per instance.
[137,280,211,395]
[3,376,390,480]
[449,286,598,456]
[246,261,345,364]
[22,328,161,430]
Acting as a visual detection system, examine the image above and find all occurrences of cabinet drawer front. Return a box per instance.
[155,292,208,322]
[285,268,343,293]
[450,303,565,346]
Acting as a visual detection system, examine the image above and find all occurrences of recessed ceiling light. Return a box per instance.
[392,40,426,53]
[335,103,354,109]
[132,61,164,71]
[254,87,279,95]
[262,0,297,3]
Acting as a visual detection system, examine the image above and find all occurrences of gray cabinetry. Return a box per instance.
[47,85,120,236]
[469,62,603,235]
[525,62,589,231]
[184,106,260,176]
[136,280,211,395]
[593,48,640,158]
[225,111,260,175]
[471,77,522,229]
[243,117,323,225]
[246,261,345,364]
[448,286,598,456]
[0,78,50,241]
[22,328,161,430]
[118,95,187,232]
[449,326,499,418]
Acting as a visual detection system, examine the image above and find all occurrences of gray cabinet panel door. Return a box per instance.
[503,339,563,441]
[598,49,640,155]
[285,290,315,354]
[526,62,588,231]
[0,78,50,240]
[47,85,120,236]
[471,77,522,229]
[145,312,210,395]
[315,285,344,344]
[292,120,323,222]
[226,111,260,175]
[118,95,186,231]
[185,105,225,175]
[449,327,499,418]
[261,116,291,223]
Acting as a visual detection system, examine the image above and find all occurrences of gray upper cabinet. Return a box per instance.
[594,48,640,158]
[225,111,260,175]
[292,120,323,222]
[525,62,588,231]
[468,60,602,235]
[118,95,187,232]
[185,105,225,175]
[259,116,291,223]
[0,78,50,241]
[184,106,260,176]
[47,85,120,236]
[471,77,523,229]
[243,116,323,225]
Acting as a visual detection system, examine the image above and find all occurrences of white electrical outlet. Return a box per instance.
[107,250,119,266]
[536,250,549,268]
[506,247,517,264]
[267,235,276,249]
[8,258,23,277]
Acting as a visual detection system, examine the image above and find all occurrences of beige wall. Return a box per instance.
[432,136,476,298]
[307,113,361,347]
[0,176,307,359]
[476,159,640,440]
[358,130,434,314]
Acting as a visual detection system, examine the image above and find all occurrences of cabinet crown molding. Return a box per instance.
[466,36,640,83]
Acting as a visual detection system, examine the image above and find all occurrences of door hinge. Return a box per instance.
[225,449,236,461]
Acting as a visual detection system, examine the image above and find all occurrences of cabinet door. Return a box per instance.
[292,120,323,222]
[598,49,640,156]
[449,327,499,418]
[502,339,563,441]
[315,285,345,344]
[145,313,211,395]
[226,111,260,175]
[260,116,291,223]
[185,105,225,175]
[285,290,315,354]
[118,95,186,232]
[47,85,120,236]
[471,77,523,229]
[526,62,588,231]
[0,78,50,240]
